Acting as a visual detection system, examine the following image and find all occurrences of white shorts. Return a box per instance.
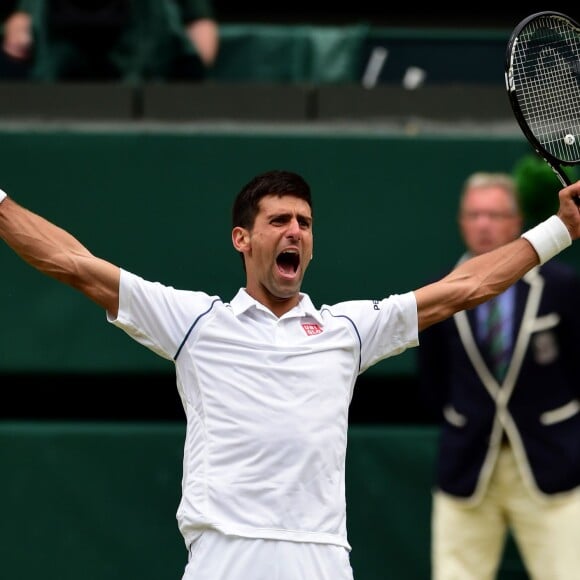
[182,530,354,580]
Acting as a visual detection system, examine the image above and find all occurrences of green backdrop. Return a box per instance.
[1,124,557,377]
[0,124,539,577]
[0,422,526,580]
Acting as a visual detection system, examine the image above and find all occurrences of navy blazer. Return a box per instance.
[417,259,580,503]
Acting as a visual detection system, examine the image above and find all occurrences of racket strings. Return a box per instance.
[525,50,579,157]
[511,15,580,162]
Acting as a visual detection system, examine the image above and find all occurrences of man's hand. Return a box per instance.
[185,18,219,67]
[3,11,33,60]
[557,181,580,241]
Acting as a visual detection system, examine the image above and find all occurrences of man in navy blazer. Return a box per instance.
[417,171,580,580]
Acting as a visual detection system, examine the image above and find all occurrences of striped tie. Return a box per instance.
[485,297,510,381]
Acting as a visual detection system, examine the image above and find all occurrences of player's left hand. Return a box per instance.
[557,181,580,240]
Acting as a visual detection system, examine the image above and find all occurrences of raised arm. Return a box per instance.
[415,180,580,331]
[0,192,120,317]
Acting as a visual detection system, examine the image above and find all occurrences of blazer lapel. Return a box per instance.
[512,278,530,348]
[453,267,542,399]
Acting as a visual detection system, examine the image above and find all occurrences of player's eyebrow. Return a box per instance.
[267,211,312,225]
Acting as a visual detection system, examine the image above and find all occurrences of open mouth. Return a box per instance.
[276,250,300,275]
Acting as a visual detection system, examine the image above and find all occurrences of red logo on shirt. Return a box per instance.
[302,323,323,336]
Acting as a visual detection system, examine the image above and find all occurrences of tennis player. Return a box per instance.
[1,170,579,579]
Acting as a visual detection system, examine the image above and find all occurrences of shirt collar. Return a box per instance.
[229,288,323,324]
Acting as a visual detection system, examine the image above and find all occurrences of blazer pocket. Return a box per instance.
[540,399,580,425]
[443,404,467,427]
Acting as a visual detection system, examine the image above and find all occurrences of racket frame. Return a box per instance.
[505,10,580,187]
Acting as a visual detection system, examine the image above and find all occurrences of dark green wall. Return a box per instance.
[0,422,525,580]
[2,126,573,376]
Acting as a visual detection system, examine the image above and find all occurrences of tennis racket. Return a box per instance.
[505,11,580,199]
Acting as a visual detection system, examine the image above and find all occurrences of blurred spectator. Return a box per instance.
[153,0,220,81]
[178,0,219,71]
[416,169,580,580]
[0,0,219,82]
[0,2,33,79]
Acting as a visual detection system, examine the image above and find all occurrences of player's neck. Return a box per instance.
[245,286,300,318]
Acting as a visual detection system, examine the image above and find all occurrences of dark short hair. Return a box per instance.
[232,169,312,230]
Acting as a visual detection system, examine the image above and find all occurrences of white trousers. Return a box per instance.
[432,444,580,580]
[182,529,354,580]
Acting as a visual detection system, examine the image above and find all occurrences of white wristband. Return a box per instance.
[521,215,571,264]
[0,189,6,204]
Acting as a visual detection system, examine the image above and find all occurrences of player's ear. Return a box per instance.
[232,227,250,252]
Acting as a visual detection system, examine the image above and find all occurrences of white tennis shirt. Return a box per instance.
[109,269,419,550]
